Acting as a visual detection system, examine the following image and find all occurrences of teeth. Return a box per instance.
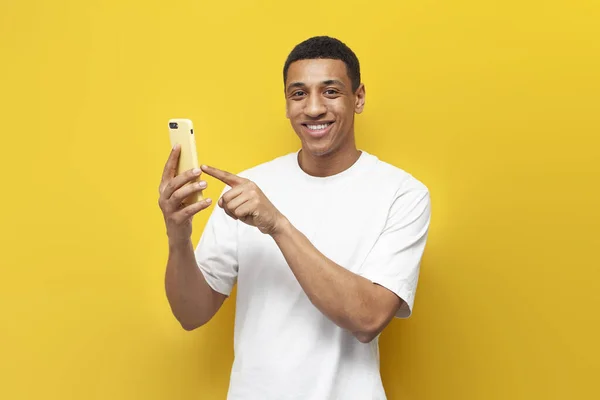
[307,123,330,130]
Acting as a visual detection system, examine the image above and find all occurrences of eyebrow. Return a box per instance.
[286,79,346,92]
[323,79,346,88]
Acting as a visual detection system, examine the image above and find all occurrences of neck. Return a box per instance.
[298,138,361,178]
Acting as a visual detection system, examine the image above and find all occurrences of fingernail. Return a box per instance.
[193,168,201,175]
[205,198,212,204]
[198,181,207,188]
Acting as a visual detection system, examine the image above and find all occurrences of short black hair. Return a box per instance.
[283,36,361,92]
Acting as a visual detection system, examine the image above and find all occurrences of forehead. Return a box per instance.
[286,59,350,86]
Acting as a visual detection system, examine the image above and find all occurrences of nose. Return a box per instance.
[304,93,327,118]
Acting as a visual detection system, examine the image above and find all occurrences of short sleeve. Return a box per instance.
[357,186,431,318]
[194,186,239,296]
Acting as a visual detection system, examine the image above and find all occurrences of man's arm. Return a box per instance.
[164,239,227,331]
[200,164,427,343]
[271,218,401,343]
[158,146,228,331]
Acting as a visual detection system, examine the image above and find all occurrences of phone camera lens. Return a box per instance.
[169,122,178,129]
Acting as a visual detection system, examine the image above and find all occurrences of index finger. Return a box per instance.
[161,144,181,184]
[201,164,244,187]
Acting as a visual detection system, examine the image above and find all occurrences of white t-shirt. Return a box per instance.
[195,149,431,400]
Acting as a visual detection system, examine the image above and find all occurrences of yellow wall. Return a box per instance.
[1,1,598,399]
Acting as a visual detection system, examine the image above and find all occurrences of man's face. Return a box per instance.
[285,59,365,157]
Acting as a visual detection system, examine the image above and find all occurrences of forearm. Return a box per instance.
[271,217,386,340]
[164,239,220,330]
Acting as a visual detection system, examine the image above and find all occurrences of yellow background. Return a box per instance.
[1,0,599,399]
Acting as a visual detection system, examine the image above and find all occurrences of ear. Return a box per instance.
[285,102,290,119]
[354,83,366,114]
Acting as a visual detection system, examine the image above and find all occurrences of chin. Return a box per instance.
[302,141,337,157]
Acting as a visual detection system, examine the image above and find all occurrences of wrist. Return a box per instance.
[270,213,292,239]
[168,236,193,253]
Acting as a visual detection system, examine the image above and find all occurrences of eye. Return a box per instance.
[324,89,339,96]
[292,90,306,97]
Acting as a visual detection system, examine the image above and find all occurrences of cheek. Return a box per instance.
[331,102,351,122]
[288,105,304,122]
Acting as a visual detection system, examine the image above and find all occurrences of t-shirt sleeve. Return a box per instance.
[357,184,431,318]
[194,186,239,296]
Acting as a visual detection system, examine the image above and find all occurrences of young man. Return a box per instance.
[158,36,431,399]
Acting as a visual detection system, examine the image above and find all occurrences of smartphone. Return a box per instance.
[168,118,203,205]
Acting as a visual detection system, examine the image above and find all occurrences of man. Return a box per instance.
[158,36,431,399]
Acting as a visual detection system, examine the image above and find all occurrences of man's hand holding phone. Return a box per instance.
[158,144,212,246]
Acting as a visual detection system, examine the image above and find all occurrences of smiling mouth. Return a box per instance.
[302,122,334,137]
[304,123,332,131]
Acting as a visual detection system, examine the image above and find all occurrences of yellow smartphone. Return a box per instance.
[168,118,203,205]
